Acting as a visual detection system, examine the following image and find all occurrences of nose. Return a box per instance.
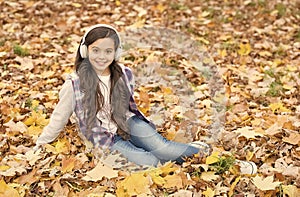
[97,51,106,60]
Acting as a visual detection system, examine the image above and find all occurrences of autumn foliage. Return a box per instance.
[1,0,300,196]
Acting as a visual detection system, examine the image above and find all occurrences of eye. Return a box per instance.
[92,48,99,53]
[106,49,113,54]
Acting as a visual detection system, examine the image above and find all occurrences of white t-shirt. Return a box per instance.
[97,75,118,133]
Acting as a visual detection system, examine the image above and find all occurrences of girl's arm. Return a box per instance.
[34,79,75,149]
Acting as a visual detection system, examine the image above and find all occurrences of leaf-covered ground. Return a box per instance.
[0,0,299,196]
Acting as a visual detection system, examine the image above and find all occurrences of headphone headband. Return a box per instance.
[79,24,122,60]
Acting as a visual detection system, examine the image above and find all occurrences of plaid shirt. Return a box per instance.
[69,65,154,149]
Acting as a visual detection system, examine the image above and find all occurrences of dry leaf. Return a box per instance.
[202,187,215,197]
[0,179,19,197]
[200,171,219,182]
[206,152,220,165]
[233,126,264,139]
[252,175,281,191]
[82,161,118,181]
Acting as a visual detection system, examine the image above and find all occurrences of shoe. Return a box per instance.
[235,160,257,175]
[189,141,212,155]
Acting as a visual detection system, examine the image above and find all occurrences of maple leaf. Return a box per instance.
[251,175,281,191]
[61,156,76,173]
[237,43,251,56]
[0,179,19,197]
[3,120,27,133]
[163,174,183,189]
[82,161,118,181]
[16,168,40,185]
[116,172,151,196]
[206,151,220,165]
[200,171,219,182]
[25,149,42,166]
[282,185,300,197]
[55,138,70,154]
[282,132,300,145]
[269,103,291,113]
[202,187,215,197]
[233,126,264,139]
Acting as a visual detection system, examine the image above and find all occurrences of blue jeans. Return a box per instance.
[110,115,200,166]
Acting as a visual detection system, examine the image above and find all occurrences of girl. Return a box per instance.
[34,24,256,173]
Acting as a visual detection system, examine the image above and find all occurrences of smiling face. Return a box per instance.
[88,38,115,76]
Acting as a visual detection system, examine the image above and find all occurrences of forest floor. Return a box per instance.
[0,0,300,196]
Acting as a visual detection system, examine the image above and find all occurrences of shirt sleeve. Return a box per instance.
[35,79,75,146]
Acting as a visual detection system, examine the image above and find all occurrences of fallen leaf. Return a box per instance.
[0,179,19,197]
[282,132,300,145]
[164,174,183,189]
[82,161,118,181]
[202,187,215,197]
[252,175,281,191]
[61,156,76,173]
[228,176,241,197]
[206,151,220,165]
[282,185,300,197]
[25,149,42,166]
[200,171,219,182]
[233,126,264,139]
[116,172,151,196]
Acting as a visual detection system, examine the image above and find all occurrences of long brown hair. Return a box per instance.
[74,26,130,141]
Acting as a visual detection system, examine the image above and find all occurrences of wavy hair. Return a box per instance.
[74,26,130,141]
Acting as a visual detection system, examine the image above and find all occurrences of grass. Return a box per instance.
[275,3,286,17]
[13,44,30,56]
[209,155,236,174]
[267,81,283,97]
[264,68,284,97]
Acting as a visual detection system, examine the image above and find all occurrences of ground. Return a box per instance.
[0,0,299,196]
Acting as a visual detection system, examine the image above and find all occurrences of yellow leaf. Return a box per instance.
[200,171,219,181]
[238,43,251,56]
[259,50,273,57]
[0,179,19,197]
[31,100,40,109]
[156,3,166,12]
[251,175,281,191]
[55,138,70,154]
[115,0,121,6]
[116,172,151,196]
[202,187,215,197]
[218,49,227,58]
[158,161,179,175]
[206,151,220,165]
[246,151,255,161]
[269,103,291,113]
[27,125,42,136]
[286,65,298,72]
[23,116,35,126]
[0,166,10,171]
[229,176,241,197]
[149,172,165,186]
[282,185,300,197]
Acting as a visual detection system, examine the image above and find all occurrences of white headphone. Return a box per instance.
[79,24,122,60]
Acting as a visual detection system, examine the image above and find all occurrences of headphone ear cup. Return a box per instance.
[80,44,88,58]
